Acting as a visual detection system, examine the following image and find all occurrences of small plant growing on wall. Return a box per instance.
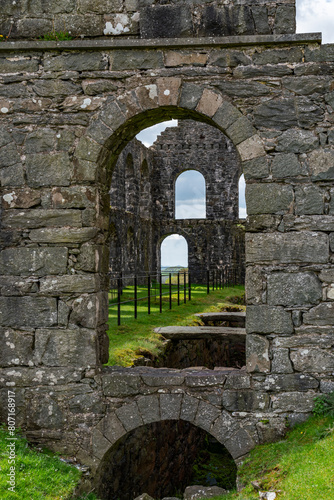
[313,391,334,418]
[40,30,73,41]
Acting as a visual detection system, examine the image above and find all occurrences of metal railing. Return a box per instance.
[109,267,244,325]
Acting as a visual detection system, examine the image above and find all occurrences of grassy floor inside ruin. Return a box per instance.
[106,284,245,366]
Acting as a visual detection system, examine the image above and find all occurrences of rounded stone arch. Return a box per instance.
[74,80,266,190]
[92,394,257,482]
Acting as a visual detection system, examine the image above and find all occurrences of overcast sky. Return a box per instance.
[137,2,334,266]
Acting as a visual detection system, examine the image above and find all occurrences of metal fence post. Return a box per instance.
[134,275,137,319]
[117,277,121,326]
[188,272,191,301]
[159,273,162,313]
[207,270,210,294]
[177,271,180,306]
[148,275,151,315]
[184,272,186,303]
[169,273,172,309]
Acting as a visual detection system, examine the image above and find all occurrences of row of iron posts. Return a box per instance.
[111,268,243,326]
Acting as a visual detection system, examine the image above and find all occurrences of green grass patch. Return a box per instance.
[0,425,100,499]
[107,284,245,366]
[209,415,334,500]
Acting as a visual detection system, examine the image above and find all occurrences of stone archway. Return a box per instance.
[92,392,257,479]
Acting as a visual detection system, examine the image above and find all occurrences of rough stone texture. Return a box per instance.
[0,5,334,492]
[267,272,322,306]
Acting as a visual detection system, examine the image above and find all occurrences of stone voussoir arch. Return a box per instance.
[74,79,266,182]
[92,392,257,473]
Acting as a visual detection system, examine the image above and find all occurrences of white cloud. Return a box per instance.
[296,0,334,43]
[136,120,178,147]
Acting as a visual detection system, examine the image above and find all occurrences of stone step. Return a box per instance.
[154,326,246,341]
[195,311,246,326]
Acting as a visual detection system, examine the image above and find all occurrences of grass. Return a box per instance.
[210,415,334,500]
[106,284,245,366]
[0,425,99,499]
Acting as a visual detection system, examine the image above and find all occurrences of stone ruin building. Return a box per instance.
[1,0,334,497]
[109,119,245,281]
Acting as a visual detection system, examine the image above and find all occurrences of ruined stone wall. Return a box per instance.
[109,120,245,279]
[1,10,334,488]
[0,0,295,40]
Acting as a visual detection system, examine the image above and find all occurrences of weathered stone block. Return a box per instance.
[39,275,99,294]
[2,209,82,228]
[225,373,251,390]
[0,142,20,167]
[185,372,226,387]
[33,80,81,97]
[0,367,83,386]
[0,56,39,73]
[271,391,316,412]
[246,232,329,264]
[0,328,34,367]
[34,328,97,367]
[0,297,57,328]
[0,247,68,276]
[271,153,303,178]
[290,348,334,373]
[29,227,98,243]
[97,414,125,446]
[180,394,199,422]
[70,292,108,328]
[237,135,265,162]
[137,395,160,424]
[308,149,334,181]
[253,48,302,66]
[247,306,293,334]
[141,371,185,386]
[51,186,96,209]
[140,5,192,38]
[319,268,334,282]
[267,272,322,307]
[194,401,221,432]
[110,49,164,71]
[209,49,251,68]
[304,302,334,326]
[246,183,293,215]
[295,185,324,215]
[25,129,56,154]
[196,89,223,118]
[101,371,140,397]
[274,5,296,34]
[243,157,269,180]
[225,428,255,459]
[26,153,73,188]
[246,334,270,373]
[276,129,319,153]
[282,75,331,96]
[178,83,204,110]
[223,390,269,412]
[92,429,112,460]
[271,348,294,374]
[165,51,208,68]
[44,53,107,72]
[262,374,319,392]
[245,267,263,305]
[226,116,256,146]
[160,393,182,420]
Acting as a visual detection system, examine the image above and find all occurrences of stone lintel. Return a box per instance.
[0,33,322,53]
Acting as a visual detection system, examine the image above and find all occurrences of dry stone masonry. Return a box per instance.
[1,0,334,496]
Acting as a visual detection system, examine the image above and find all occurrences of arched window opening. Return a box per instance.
[238,174,247,219]
[161,234,188,272]
[175,170,206,219]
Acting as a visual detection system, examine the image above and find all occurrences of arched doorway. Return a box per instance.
[160,233,188,272]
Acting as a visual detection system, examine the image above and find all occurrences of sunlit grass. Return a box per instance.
[0,426,93,500]
[106,284,245,366]
[210,416,334,500]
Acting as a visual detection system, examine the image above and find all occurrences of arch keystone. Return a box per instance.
[156,77,182,106]
[136,85,159,110]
